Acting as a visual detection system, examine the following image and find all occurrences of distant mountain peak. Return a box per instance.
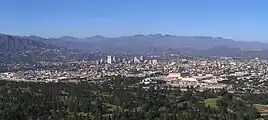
[60,36,78,39]
[93,35,104,38]
[86,35,106,41]
[29,35,39,37]
[164,34,176,37]
[133,34,145,37]
[57,36,80,41]
[28,35,45,39]
[154,33,163,36]
[214,37,223,40]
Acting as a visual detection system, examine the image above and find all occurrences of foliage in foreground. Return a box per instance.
[0,76,262,120]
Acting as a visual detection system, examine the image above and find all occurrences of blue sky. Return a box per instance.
[0,0,267,41]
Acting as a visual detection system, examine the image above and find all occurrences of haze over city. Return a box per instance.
[0,0,268,41]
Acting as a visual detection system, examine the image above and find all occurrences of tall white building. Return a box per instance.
[107,56,112,64]
[112,56,116,63]
[100,59,104,64]
[134,56,140,63]
[122,58,126,63]
[152,59,158,65]
[139,56,144,61]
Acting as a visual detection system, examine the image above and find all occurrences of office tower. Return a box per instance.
[100,59,104,64]
[117,58,121,63]
[122,58,126,63]
[112,56,116,63]
[152,59,158,65]
[148,60,152,64]
[139,56,144,62]
[134,56,140,63]
[107,56,112,64]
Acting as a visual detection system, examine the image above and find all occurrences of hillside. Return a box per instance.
[0,34,70,64]
[0,34,56,51]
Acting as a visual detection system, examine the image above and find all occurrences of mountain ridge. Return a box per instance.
[10,33,267,42]
[2,33,268,52]
[0,34,73,64]
[0,34,55,51]
[1,33,268,59]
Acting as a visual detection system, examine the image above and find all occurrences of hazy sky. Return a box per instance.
[0,0,267,41]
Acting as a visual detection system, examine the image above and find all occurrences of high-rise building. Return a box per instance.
[139,56,144,62]
[152,59,158,65]
[134,56,140,63]
[122,58,126,63]
[100,59,104,64]
[112,56,116,63]
[117,58,121,63]
[107,56,112,64]
[148,60,152,64]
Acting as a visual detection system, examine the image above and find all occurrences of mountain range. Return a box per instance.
[23,34,268,51]
[1,33,268,58]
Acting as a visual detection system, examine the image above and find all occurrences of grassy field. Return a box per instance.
[255,104,268,114]
[200,98,218,108]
